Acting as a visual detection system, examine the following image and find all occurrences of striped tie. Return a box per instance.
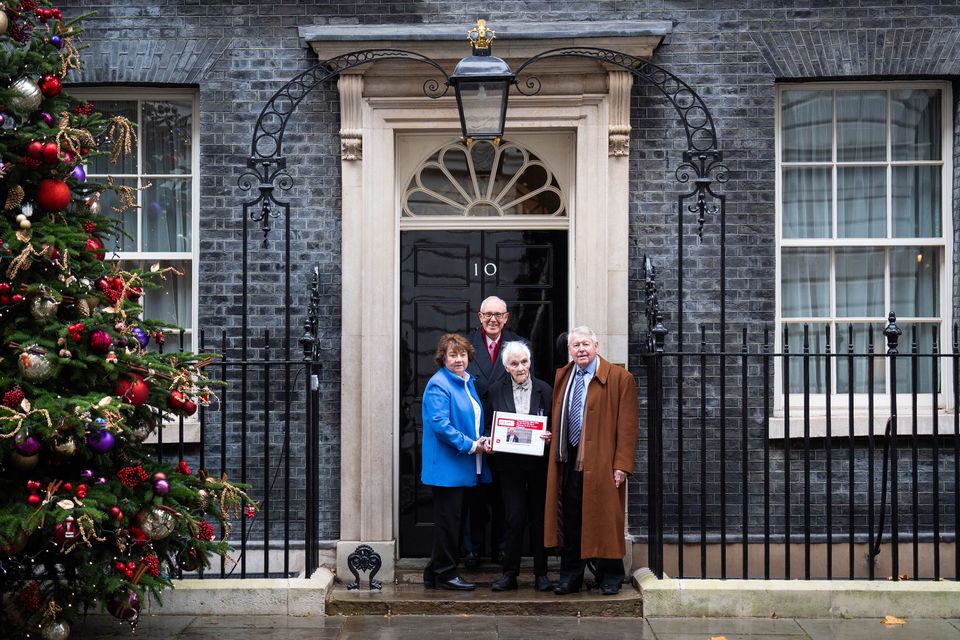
[568,369,586,447]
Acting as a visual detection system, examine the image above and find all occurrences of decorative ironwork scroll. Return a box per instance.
[238,50,450,241]
[346,544,383,590]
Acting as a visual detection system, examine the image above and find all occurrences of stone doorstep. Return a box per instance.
[635,569,960,619]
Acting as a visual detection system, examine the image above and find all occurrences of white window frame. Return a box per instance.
[77,88,201,442]
[774,81,954,436]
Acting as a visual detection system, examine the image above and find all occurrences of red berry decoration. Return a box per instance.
[143,554,160,577]
[3,385,24,408]
[110,506,122,519]
[115,374,149,406]
[86,235,105,260]
[26,494,40,506]
[41,141,58,164]
[83,220,97,233]
[36,178,71,212]
[38,74,61,98]
[21,156,40,170]
[196,521,215,541]
[26,140,42,159]
[177,459,192,475]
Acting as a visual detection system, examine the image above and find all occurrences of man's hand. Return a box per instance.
[613,469,627,488]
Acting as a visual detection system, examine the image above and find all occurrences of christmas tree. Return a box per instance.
[0,3,255,638]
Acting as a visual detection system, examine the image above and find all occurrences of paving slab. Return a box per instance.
[798,618,960,640]
[338,615,498,639]
[648,617,810,638]
[496,616,655,639]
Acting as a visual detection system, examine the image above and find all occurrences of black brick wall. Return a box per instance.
[58,0,960,550]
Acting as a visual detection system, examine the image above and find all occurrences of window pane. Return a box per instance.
[835,248,883,317]
[783,323,827,394]
[892,165,941,238]
[782,249,829,318]
[142,179,191,252]
[837,91,886,162]
[893,323,938,393]
[782,167,830,238]
[836,323,885,393]
[837,166,885,237]
[781,90,832,162]
[890,247,939,318]
[891,89,941,161]
[143,100,193,175]
[97,178,137,252]
[136,258,192,330]
[87,100,138,175]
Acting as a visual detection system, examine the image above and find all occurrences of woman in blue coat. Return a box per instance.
[421,333,492,591]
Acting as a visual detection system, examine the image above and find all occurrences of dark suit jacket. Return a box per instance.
[465,327,528,401]
[487,375,552,472]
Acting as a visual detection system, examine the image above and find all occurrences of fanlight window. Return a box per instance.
[402,140,565,217]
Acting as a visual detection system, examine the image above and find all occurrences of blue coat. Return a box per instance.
[420,366,492,487]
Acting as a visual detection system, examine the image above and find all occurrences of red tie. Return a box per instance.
[488,339,498,364]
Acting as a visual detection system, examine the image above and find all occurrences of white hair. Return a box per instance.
[480,296,507,312]
[500,340,531,366]
[567,326,598,345]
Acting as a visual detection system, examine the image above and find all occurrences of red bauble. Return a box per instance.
[168,390,186,410]
[88,329,113,354]
[126,286,142,301]
[115,374,149,406]
[41,142,58,164]
[26,140,42,159]
[38,74,61,98]
[86,235,105,260]
[36,178,71,212]
[181,398,197,416]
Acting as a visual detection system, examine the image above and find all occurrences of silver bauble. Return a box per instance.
[130,421,155,443]
[30,296,59,320]
[136,507,176,540]
[18,347,52,382]
[52,438,77,456]
[9,451,39,471]
[87,199,101,215]
[0,13,8,38]
[8,77,42,113]
[41,620,70,640]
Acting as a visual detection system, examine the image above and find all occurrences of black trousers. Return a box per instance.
[426,485,465,581]
[498,462,548,577]
[558,444,625,588]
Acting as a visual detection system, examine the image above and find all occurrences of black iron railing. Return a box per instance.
[642,311,959,581]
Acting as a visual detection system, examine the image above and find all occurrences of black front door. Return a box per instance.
[398,230,568,557]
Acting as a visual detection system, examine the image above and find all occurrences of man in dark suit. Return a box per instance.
[462,296,529,567]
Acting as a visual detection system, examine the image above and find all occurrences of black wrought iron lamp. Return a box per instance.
[448,19,515,144]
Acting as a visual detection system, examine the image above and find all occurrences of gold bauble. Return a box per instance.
[52,438,77,456]
[135,507,176,540]
[30,295,59,320]
[0,12,9,37]
[8,77,42,113]
[9,451,39,471]
[18,347,52,382]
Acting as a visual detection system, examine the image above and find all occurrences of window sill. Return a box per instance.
[768,410,956,439]
[144,416,201,444]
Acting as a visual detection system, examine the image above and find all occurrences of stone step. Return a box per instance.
[327,582,642,617]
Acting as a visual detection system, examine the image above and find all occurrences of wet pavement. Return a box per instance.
[75,614,960,639]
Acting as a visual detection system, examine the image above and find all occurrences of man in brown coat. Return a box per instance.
[544,326,638,595]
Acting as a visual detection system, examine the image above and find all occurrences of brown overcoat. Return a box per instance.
[543,356,639,559]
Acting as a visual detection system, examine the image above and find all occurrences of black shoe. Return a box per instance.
[600,583,621,596]
[535,575,555,592]
[439,576,476,591]
[491,574,517,592]
[553,580,581,595]
[462,552,480,569]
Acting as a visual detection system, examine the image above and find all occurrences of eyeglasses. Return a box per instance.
[479,312,507,320]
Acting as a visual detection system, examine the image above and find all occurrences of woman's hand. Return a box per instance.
[539,431,552,443]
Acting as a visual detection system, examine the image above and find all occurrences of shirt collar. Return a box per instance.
[578,357,598,377]
[484,333,500,348]
[512,377,531,392]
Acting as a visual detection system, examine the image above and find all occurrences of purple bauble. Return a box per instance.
[39,112,53,126]
[80,468,94,479]
[86,429,115,454]
[15,435,41,456]
[153,479,170,496]
[50,35,63,49]
[131,326,149,349]
[108,589,140,621]
[88,329,112,354]
[0,113,5,128]
[95,476,107,484]
[70,164,86,182]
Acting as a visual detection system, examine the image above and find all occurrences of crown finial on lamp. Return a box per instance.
[468,19,495,54]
